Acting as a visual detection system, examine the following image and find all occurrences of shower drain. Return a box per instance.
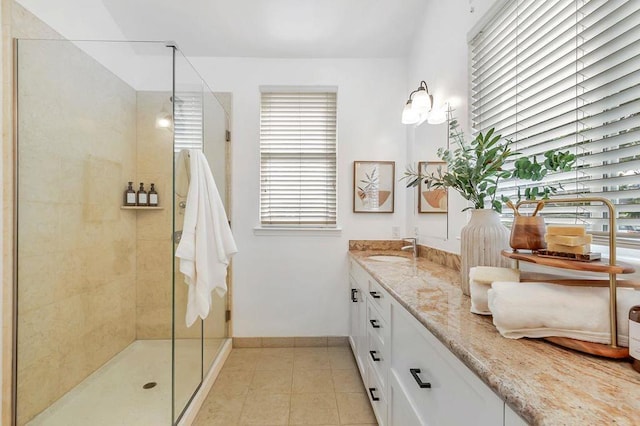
[143,382,157,389]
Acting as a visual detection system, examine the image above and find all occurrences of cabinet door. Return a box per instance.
[357,285,368,373]
[349,277,360,350]
[349,277,366,375]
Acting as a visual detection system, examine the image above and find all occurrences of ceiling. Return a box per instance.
[19,0,429,58]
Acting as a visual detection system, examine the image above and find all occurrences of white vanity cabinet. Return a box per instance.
[349,259,529,426]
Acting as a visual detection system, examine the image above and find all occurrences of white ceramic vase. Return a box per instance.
[460,209,511,296]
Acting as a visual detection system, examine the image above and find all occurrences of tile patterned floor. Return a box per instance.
[193,346,378,426]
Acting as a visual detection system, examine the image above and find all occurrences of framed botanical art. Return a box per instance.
[418,161,447,213]
[353,161,395,213]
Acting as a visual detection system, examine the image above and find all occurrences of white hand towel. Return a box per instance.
[175,149,238,327]
[469,267,520,315]
[488,282,640,347]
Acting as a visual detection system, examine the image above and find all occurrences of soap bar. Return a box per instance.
[547,243,591,254]
[546,224,586,236]
[544,234,592,246]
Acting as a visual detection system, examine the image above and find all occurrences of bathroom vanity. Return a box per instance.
[348,248,640,426]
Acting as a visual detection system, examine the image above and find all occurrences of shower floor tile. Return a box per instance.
[27,338,224,426]
[193,346,377,426]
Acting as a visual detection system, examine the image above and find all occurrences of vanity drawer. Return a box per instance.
[390,302,503,426]
[366,358,387,426]
[368,278,391,323]
[367,326,389,393]
[366,300,389,349]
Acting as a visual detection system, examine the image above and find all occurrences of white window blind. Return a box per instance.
[470,0,640,244]
[174,92,203,153]
[260,90,337,226]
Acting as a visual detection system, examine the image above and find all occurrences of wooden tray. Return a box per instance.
[519,271,640,288]
[502,250,635,274]
[544,337,629,359]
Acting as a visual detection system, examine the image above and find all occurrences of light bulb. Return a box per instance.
[155,113,172,129]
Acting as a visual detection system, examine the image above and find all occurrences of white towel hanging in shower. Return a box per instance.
[175,149,238,327]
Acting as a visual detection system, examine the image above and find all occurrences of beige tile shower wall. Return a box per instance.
[134,91,185,338]
[14,27,137,426]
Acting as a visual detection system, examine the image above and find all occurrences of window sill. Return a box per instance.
[253,226,342,237]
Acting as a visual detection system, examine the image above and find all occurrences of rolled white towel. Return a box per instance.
[469,267,520,315]
[488,282,640,347]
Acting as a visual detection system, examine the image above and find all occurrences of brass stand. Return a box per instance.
[508,197,633,357]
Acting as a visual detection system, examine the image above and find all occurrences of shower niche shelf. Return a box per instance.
[121,206,164,210]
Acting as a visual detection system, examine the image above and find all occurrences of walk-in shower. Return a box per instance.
[14,39,231,425]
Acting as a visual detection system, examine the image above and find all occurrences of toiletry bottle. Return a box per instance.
[124,181,136,206]
[137,182,148,206]
[630,305,640,373]
[148,183,159,207]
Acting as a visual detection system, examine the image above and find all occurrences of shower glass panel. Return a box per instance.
[15,39,230,426]
[202,91,232,374]
[172,50,206,423]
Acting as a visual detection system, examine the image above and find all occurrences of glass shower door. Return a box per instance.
[172,48,231,424]
[172,50,205,423]
[202,91,232,375]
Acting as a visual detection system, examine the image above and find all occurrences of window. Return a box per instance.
[470,0,640,245]
[173,92,203,153]
[259,89,337,226]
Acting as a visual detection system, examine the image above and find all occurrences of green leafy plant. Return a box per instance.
[508,150,576,202]
[403,119,576,213]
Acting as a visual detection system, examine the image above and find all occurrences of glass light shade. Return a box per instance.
[427,106,447,124]
[401,101,420,124]
[412,89,432,110]
[155,112,172,129]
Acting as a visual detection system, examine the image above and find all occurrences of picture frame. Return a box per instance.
[418,161,448,213]
[353,161,395,213]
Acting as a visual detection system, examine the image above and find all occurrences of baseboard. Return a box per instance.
[233,336,349,348]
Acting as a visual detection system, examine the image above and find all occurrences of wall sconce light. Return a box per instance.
[401,80,447,126]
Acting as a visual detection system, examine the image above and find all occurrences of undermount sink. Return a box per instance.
[367,255,412,263]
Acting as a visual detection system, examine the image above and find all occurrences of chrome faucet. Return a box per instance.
[401,237,418,258]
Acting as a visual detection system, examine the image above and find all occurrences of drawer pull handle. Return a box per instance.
[369,350,381,362]
[369,291,381,299]
[410,368,431,389]
[368,387,380,401]
[369,319,380,329]
[351,288,358,302]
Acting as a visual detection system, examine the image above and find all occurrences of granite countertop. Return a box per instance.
[349,249,640,426]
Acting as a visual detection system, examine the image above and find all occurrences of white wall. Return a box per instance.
[405,0,498,255]
[190,57,407,336]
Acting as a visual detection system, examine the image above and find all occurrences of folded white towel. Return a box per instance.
[488,282,640,347]
[469,267,520,315]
